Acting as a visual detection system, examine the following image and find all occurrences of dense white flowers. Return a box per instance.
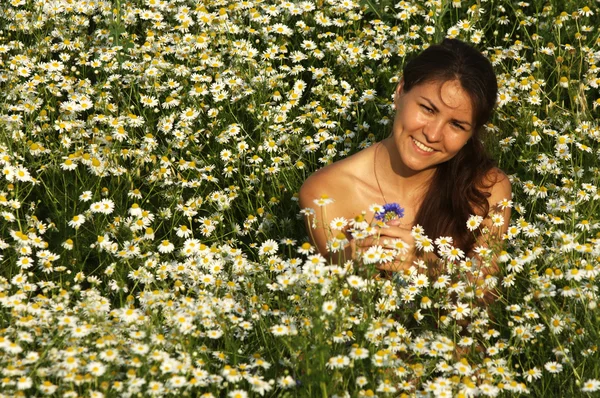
[0,0,597,396]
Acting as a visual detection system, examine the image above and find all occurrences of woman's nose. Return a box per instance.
[423,120,444,142]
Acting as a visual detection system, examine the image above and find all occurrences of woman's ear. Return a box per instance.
[394,78,405,107]
[396,78,404,96]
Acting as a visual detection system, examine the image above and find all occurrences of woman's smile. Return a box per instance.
[411,137,436,154]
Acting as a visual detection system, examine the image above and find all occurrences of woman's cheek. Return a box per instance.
[449,132,470,153]
[391,115,405,136]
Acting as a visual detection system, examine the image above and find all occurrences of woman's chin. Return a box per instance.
[401,154,441,175]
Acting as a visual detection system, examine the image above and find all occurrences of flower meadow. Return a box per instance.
[1,0,600,396]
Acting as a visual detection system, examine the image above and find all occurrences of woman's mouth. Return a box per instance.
[412,137,435,153]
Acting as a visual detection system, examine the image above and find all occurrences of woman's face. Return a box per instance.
[391,78,475,174]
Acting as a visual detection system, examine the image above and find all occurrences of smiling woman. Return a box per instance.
[299,38,512,271]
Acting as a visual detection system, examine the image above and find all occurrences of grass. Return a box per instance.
[0,0,599,396]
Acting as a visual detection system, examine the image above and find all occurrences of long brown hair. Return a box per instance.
[402,39,498,253]
[415,138,495,253]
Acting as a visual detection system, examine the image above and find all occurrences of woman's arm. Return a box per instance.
[298,171,354,265]
[467,169,513,304]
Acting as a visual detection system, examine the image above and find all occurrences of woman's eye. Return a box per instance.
[453,123,465,130]
[420,104,433,113]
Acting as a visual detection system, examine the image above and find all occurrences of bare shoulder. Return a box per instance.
[299,161,352,210]
[298,160,356,257]
[299,146,374,210]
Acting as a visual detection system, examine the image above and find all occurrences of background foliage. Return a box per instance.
[1,0,600,396]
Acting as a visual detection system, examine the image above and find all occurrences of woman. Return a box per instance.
[299,39,512,274]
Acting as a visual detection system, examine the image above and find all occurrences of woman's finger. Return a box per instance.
[354,234,409,249]
[376,258,411,273]
[376,225,413,238]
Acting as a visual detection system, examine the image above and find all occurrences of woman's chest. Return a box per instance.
[336,175,419,228]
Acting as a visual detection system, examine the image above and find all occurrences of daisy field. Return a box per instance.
[1,0,600,396]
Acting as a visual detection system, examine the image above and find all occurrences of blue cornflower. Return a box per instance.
[374,202,405,221]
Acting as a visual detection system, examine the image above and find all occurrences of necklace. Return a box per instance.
[374,141,388,204]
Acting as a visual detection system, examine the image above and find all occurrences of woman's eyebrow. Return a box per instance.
[420,96,472,127]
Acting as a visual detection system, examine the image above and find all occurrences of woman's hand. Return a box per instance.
[351,219,416,273]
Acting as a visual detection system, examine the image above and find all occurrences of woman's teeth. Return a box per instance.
[412,138,434,152]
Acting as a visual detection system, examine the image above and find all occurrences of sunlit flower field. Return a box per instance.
[1,0,600,396]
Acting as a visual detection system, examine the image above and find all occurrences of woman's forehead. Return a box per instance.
[438,80,469,109]
[414,80,474,117]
